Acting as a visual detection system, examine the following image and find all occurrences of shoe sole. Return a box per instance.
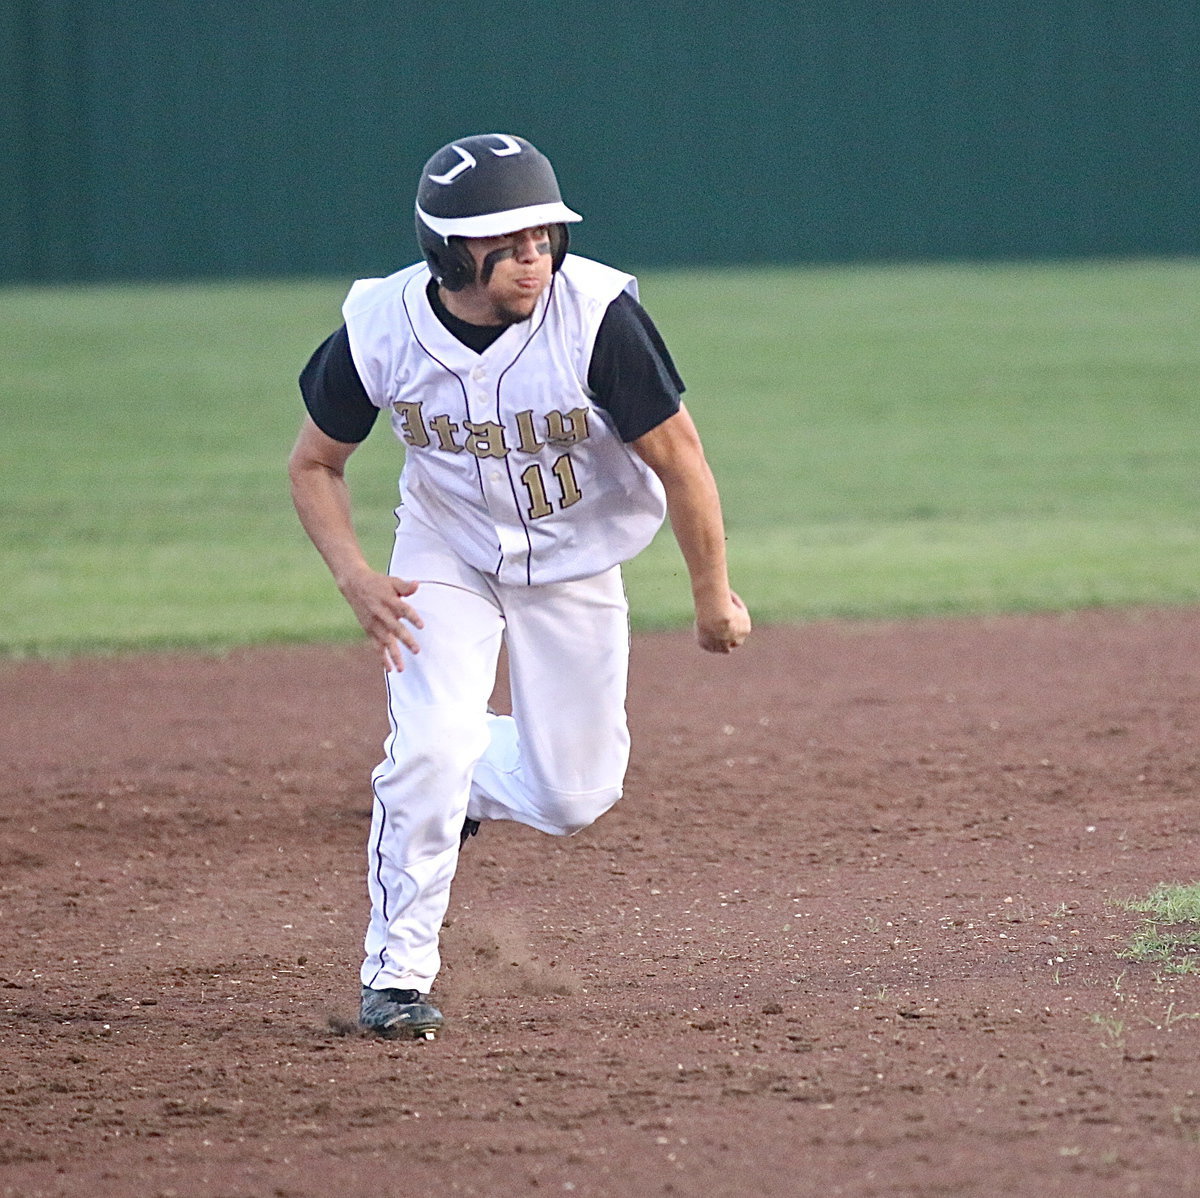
[360,1017,443,1042]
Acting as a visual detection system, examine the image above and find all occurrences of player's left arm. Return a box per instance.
[632,406,751,654]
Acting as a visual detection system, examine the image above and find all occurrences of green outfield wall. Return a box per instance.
[3,1,1197,282]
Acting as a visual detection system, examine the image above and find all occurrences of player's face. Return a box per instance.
[462,226,554,324]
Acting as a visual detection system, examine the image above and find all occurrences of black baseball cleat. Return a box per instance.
[359,985,444,1041]
[460,816,481,848]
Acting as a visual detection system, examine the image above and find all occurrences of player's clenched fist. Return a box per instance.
[696,591,752,654]
[338,567,424,672]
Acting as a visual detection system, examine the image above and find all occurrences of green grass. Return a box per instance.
[2,257,1198,654]
[1118,883,1200,974]
[635,257,1200,625]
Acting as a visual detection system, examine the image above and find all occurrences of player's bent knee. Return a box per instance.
[539,785,623,837]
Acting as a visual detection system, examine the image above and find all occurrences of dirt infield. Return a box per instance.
[4,609,1200,1197]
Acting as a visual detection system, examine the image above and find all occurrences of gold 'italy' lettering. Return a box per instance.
[513,409,545,454]
[464,421,509,459]
[428,414,464,452]
[544,406,590,446]
[400,406,591,458]
[392,401,430,448]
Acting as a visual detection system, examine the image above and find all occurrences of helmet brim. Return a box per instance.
[416,200,582,240]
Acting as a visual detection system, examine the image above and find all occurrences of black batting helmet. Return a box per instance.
[415,133,582,291]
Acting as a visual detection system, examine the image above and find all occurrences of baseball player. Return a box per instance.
[289,133,750,1040]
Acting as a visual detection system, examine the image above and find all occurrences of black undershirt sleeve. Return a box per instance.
[587,290,685,442]
[298,324,379,444]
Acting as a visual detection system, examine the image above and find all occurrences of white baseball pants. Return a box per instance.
[361,515,632,994]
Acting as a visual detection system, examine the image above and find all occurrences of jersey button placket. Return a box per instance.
[472,372,525,583]
[469,367,519,573]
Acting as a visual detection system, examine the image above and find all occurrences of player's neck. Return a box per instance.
[437,284,510,328]
[428,281,509,353]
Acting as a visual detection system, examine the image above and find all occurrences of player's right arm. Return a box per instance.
[287,415,423,672]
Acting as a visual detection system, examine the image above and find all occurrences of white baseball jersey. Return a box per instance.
[342,255,668,586]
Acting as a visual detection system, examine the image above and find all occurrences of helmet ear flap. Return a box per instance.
[416,214,476,291]
[550,223,569,272]
[434,236,475,292]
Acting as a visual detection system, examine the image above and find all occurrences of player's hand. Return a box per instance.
[337,567,424,672]
[695,591,751,654]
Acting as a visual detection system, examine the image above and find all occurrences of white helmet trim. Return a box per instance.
[416,200,582,240]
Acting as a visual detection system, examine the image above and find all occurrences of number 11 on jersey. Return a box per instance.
[520,455,582,519]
